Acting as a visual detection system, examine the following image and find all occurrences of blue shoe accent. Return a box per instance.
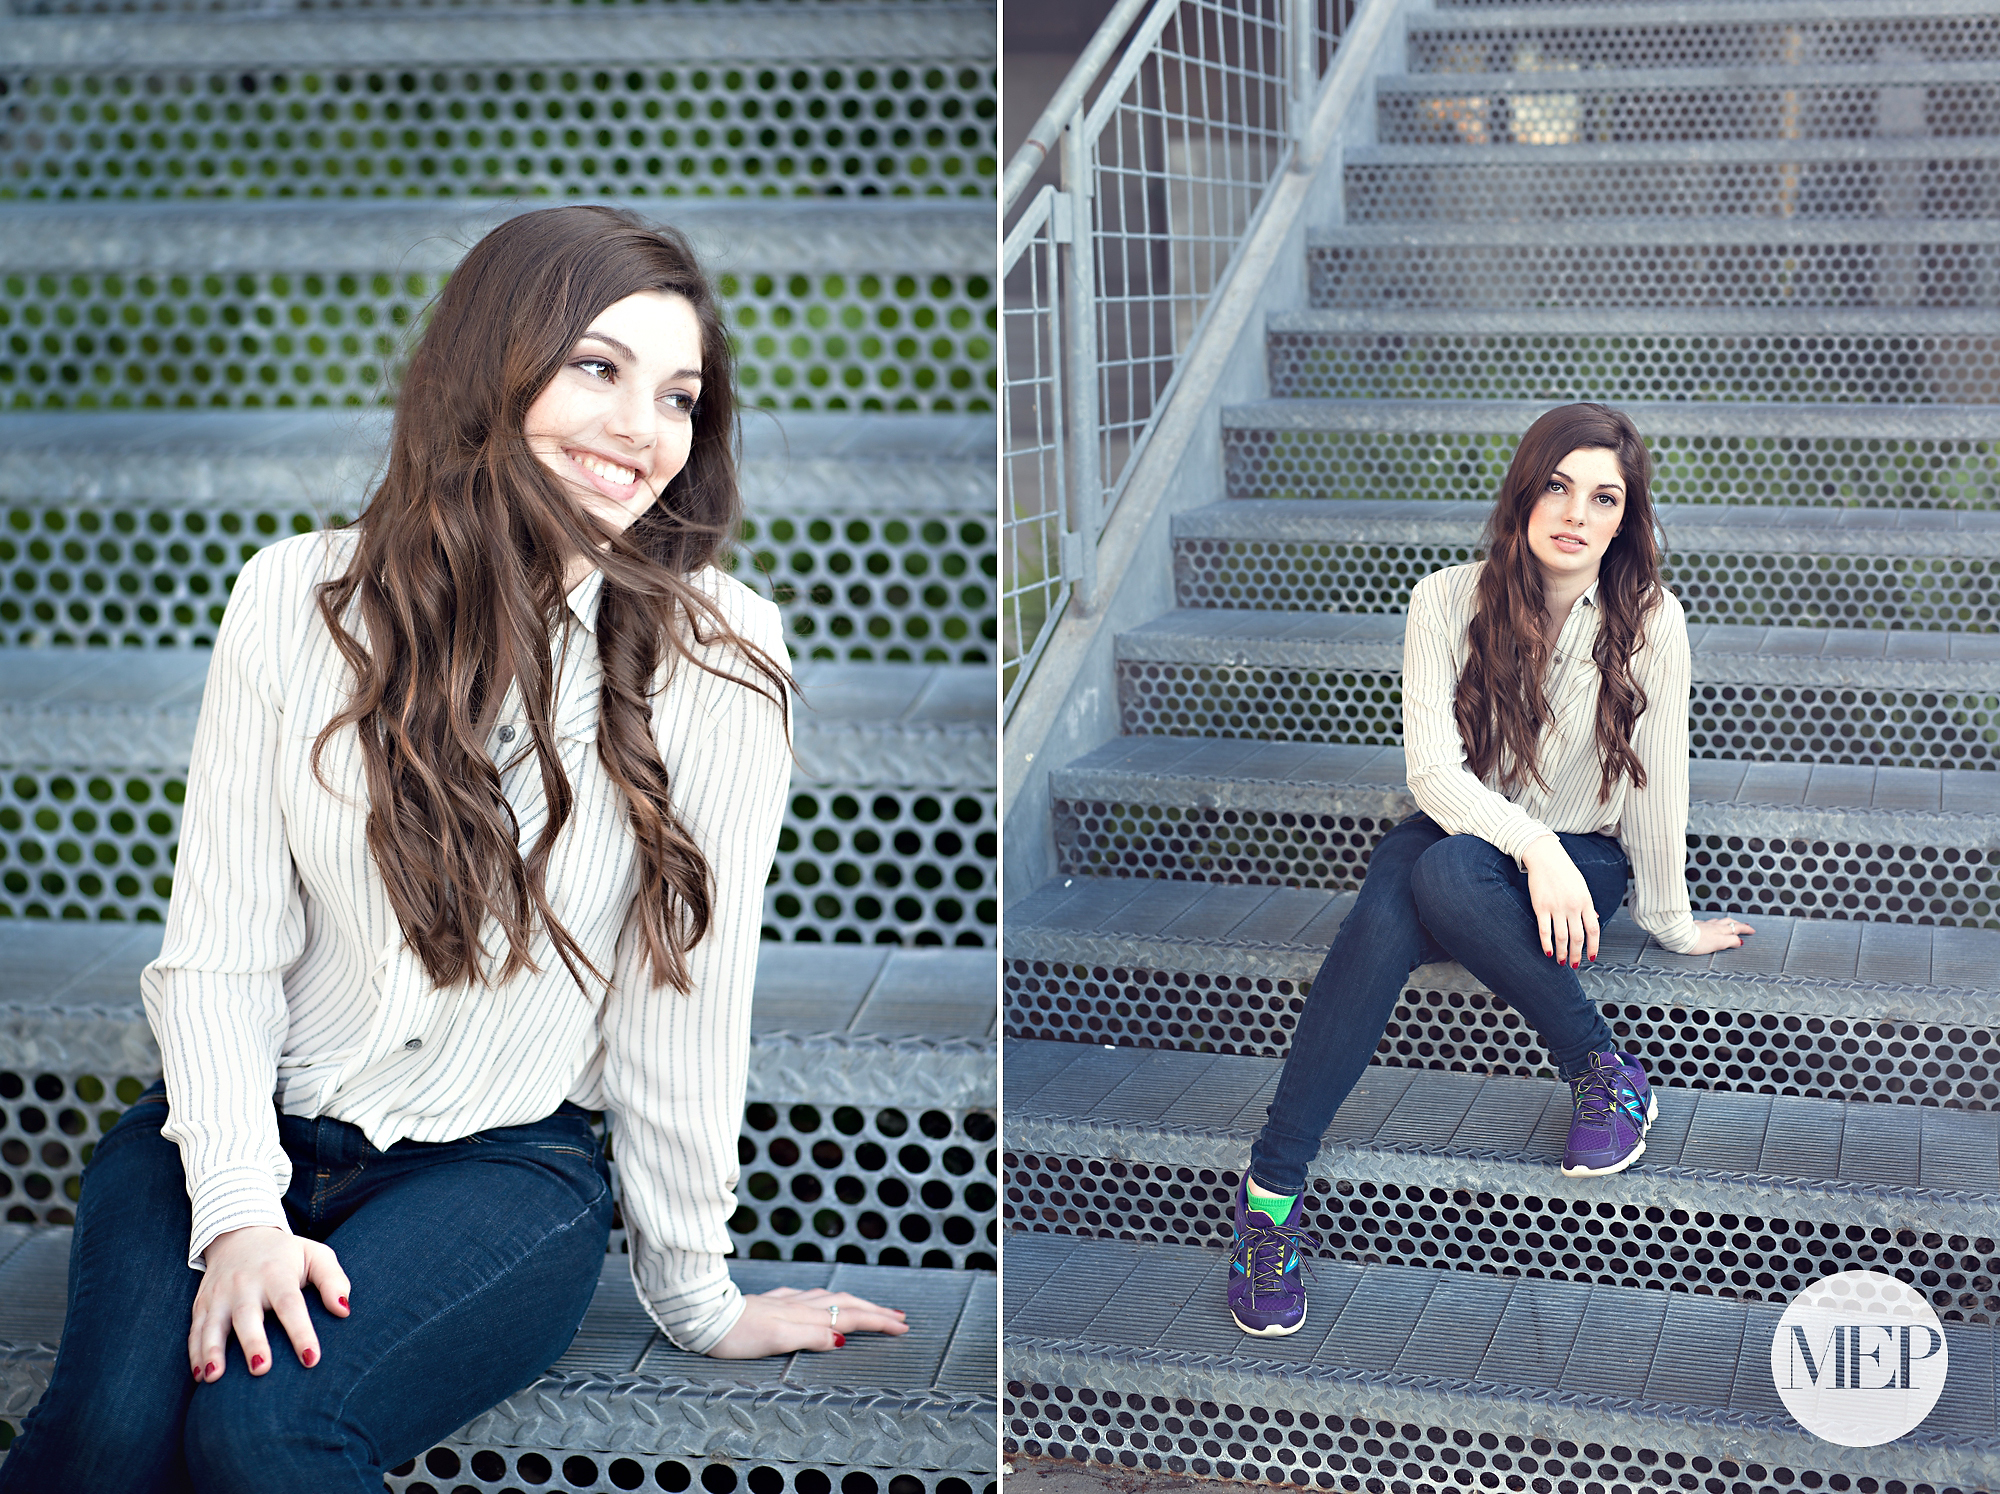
[1227,1176,1322,1336]
[1561,1049,1654,1178]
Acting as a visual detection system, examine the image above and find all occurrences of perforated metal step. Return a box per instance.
[1310,219,2000,309]
[1408,0,2000,73]
[0,1228,996,1492]
[1344,138,2000,221]
[1,922,997,1258]
[1220,398,2000,510]
[1004,872,2000,1105]
[0,8,994,203]
[1176,496,2000,637]
[1376,62,2000,146]
[1267,307,2000,403]
[1048,736,2000,927]
[1003,1037,2000,1323]
[1114,606,2000,771]
[0,197,994,416]
[1003,1233,1997,1488]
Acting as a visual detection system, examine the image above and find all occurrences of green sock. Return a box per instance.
[1245,1177,1297,1227]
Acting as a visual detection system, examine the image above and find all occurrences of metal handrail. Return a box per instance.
[1000,0,1357,719]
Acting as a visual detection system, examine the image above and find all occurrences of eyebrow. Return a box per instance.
[578,330,701,383]
[1552,466,1623,495]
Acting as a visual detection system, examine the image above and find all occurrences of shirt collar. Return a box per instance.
[565,566,605,635]
[1579,577,1601,609]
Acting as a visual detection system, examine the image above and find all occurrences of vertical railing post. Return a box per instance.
[1059,106,1101,615]
[1291,0,1318,163]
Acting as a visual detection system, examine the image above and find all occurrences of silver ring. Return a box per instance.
[827,1303,840,1328]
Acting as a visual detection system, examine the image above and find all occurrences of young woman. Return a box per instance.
[0,205,906,1492]
[1227,402,1754,1338]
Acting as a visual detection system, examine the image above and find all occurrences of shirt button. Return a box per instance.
[404,1037,423,1051]
[498,725,516,743]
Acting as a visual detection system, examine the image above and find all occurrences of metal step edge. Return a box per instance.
[1049,740,2000,844]
[1003,1039,2000,1225]
[1177,498,2000,555]
[0,1245,996,1468]
[0,409,995,512]
[1219,398,2000,440]
[1116,608,2000,688]
[1375,59,2000,90]
[1270,306,2000,333]
[1409,0,2000,33]
[0,7,997,67]
[1348,136,2000,162]
[1309,218,2000,247]
[0,198,993,275]
[0,657,996,782]
[1003,876,2000,1024]
[1003,1235,1997,1472]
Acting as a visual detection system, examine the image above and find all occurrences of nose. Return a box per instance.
[603,382,658,453]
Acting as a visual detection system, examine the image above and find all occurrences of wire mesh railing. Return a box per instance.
[999,0,1362,717]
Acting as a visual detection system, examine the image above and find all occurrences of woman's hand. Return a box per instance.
[1521,834,1599,967]
[706,1287,909,1359]
[1686,915,1755,955]
[189,1225,351,1383]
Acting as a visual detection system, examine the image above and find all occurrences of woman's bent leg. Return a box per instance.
[182,1107,613,1494]
[1407,832,1631,1076]
[0,1085,199,1494]
[1246,813,1451,1196]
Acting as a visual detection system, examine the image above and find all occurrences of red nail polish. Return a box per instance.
[1590,953,1597,961]
[303,1348,317,1367]
[206,1362,217,1378]
[251,1355,265,1370]
[833,1333,846,1348]
[338,1296,349,1310]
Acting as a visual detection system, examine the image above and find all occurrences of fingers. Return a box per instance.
[303,1240,353,1320]
[1538,906,1555,960]
[269,1283,320,1372]
[230,1297,275,1377]
[1585,909,1600,965]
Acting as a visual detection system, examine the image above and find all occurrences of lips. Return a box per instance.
[564,447,644,501]
[1551,535,1587,552]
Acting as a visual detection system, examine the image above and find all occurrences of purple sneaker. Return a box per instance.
[1227,1177,1321,1336]
[1561,1049,1655,1178]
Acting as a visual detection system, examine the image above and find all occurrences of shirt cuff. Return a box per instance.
[639,1267,747,1356]
[188,1168,293,1270]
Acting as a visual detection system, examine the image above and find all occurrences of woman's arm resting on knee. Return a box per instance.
[705,1288,909,1359]
[189,1225,350,1382]
[1521,834,1599,967]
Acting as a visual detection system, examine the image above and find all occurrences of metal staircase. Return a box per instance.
[1004,0,2000,1482]
[0,3,998,1491]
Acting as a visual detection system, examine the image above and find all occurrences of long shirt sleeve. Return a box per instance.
[1400,562,1703,956]
[580,584,792,1354]
[140,545,307,1266]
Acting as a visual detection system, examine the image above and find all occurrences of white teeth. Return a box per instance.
[572,452,637,486]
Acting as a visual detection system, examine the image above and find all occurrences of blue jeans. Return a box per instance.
[1247,811,1630,1195]
[0,1082,614,1494]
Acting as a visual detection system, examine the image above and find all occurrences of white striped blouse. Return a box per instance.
[1403,562,1701,955]
[139,529,791,1354]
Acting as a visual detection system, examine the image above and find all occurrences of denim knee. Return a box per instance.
[1408,833,1513,919]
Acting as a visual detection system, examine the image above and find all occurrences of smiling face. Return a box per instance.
[1525,444,1626,590]
[523,288,704,549]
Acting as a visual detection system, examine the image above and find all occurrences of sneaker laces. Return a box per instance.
[1233,1210,1323,1299]
[1570,1052,1642,1128]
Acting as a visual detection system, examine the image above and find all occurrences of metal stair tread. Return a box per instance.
[0,655,996,784]
[1271,305,2000,334]
[1051,735,2000,822]
[1178,496,2000,554]
[0,6,996,67]
[1007,872,2000,997]
[1408,0,2000,33]
[1003,1233,1999,1449]
[1003,1036,2000,1204]
[1219,397,2000,440]
[0,1234,995,1460]
[1309,217,2000,248]
[0,198,993,276]
[1117,605,2000,680]
[1348,135,2000,163]
[0,408,994,510]
[0,919,996,1044]
[1376,58,2000,90]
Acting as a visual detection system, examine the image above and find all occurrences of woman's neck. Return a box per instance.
[1541,567,1598,629]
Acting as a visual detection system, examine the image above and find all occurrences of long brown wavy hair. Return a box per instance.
[1455,403,1662,805]
[312,204,787,995]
